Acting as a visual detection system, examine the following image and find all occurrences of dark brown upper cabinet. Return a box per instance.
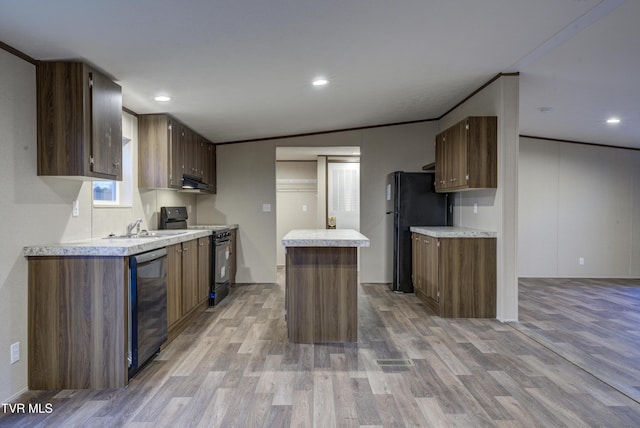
[138,114,182,189]
[201,136,217,193]
[37,61,123,180]
[434,116,497,192]
[138,113,216,193]
[183,127,202,180]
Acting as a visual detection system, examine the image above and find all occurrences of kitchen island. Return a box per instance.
[282,229,369,343]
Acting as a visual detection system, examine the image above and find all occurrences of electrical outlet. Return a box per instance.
[262,203,271,212]
[72,200,79,217]
[10,342,19,364]
[473,202,478,214]
[579,257,585,266]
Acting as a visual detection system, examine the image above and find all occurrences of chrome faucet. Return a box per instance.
[126,218,143,235]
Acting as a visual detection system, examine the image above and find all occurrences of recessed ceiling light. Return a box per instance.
[606,117,621,124]
[154,95,172,102]
[312,78,329,86]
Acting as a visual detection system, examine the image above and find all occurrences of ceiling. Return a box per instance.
[1,0,638,149]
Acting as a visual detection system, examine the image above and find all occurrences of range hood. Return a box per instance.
[181,175,210,191]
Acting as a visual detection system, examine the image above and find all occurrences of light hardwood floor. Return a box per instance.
[514,277,640,405]
[2,275,640,427]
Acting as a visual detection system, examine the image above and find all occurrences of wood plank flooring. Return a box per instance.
[2,275,640,427]
[514,277,640,404]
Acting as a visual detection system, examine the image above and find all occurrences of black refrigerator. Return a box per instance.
[386,171,450,293]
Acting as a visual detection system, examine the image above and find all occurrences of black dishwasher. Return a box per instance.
[129,248,168,377]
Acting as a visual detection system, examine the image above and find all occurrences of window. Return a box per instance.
[327,160,360,231]
[93,135,133,206]
[93,180,119,204]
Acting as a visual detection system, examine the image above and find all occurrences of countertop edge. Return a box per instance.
[409,226,497,238]
[23,229,214,257]
[282,239,371,248]
[282,229,370,248]
[189,224,238,230]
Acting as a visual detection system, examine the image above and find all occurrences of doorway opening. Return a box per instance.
[275,146,360,267]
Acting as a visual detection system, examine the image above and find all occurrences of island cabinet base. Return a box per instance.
[285,247,357,343]
[28,256,128,390]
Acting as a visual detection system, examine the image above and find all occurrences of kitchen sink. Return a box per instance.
[104,230,188,239]
[103,234,163,239]
[143,230,188,237]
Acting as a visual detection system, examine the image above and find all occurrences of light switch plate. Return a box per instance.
[262,203,271,212]
[10,342,19,364]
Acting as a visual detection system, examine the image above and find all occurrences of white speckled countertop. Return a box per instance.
[409,226,497,238]
[282,229,370,247]
[189,224,238,230]
[23,229,213,257]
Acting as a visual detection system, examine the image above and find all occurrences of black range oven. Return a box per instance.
[159,206,188,229]
[210,228,231,306]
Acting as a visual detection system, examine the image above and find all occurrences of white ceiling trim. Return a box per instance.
[506,0,625,72]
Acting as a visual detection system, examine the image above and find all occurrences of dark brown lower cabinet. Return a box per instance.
[285,246,357,343]
[180,239,199,316]
[167,238,209,342]
[411,234,423,293]
[412,233,496,318]
[28,256,128,389]
[27,236,211,391]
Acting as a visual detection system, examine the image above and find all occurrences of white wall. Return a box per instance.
[1,48,38,403]
[519,137,640,277]
[197,122,438,284]
[197,141,278,283]
[360,122,439,282]
[437,75,520,322]
[0,50,197,402]
[276,161,319,265]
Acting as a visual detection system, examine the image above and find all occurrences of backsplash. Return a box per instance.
[91,189,197,238]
